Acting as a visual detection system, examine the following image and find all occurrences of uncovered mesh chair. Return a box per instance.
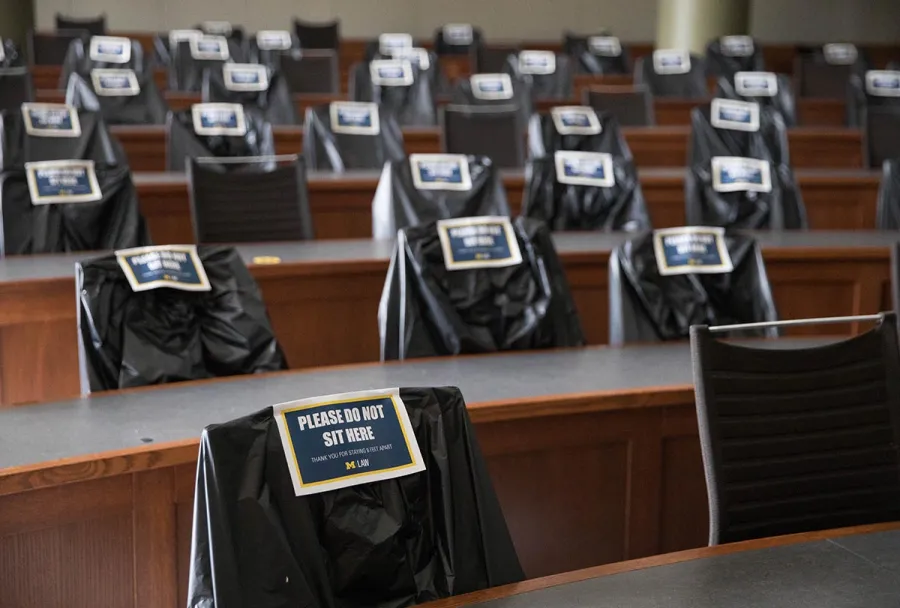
[584,85,656,126]
[876,159,900,229]
[292,19,340,50]
[690,312,900,545]
[279,50,340,94]
[379,216,585,359]
[634,53,707,98]
[794,48,866,98]
[187,155,314,242]
[302,102,406,171]
[55,14,107,36]
[440,104,525,169]
[473,44,519,73]
[0,68,33,111]
[76,245,287,393]
[27,30,88,65]
[863,107,900,169]
[187,386,523,606]
[609,230,779,344]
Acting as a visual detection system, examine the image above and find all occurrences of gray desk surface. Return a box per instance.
[0,230,897,285]
[469,529,900,607]
[0,338,833,472]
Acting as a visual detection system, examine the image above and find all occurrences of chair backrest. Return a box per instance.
[302,102,406,171]
[55,14,106,36]
[634,54,708,98]
[863,107,900,169]
[28,30,86,65]
[690,313,900,545]
[187,155,314,243]
[584,85,655,126]
[0,68,33,111]
[794,54,853,98]
[876,159,900,229]
[65,70,169,126]
[279,50,339,94]
[293,19,340,50]
[440,104,524,169]
[474,44,519,73]
[165,108,277,171]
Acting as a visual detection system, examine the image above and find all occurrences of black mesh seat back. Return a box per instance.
[165,108,276,171]
[0,163,150,255]
[349,62,437,126]
[186,387,523,606]
[28,30,88,65]
[635,55,707,98]
[76,245,286,393]
[690,316,900,545]
[65,71,169,125]
[187,157,314,243]
[279,51,340,94]
[715,74,797,127]
[474,44,519,73]
[504,53,573,100]
[0,69,33,112]
[59,38,151,87]
[450,77,533,126]
[689,103,791,168]
[876,159,900,229]
[379,216,585,360]
[864,107,900,169]
[794,52,864,98]
[293,19,340,50]
[609,231,779,345]
[0,108,126,170]
[441,105,524,169]
[705,38,764,79]
[434,26,483,56]
[56,14,106,36]
[202,67,299,125]
[302,103,405,171]
[584,86,655,126]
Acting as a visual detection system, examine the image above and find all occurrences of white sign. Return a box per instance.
[823,43,857,65]
[653,226,734,276]
[169,29,202,46]
[378,33,413,56]
[865,70,900,97]
[390,46,430,71]
[370,59,414,86]
[710,98,760,132]
[653,49,691,75]
[21,103,81,138]
[223,63,269,92]
[469,73,514,100]
[191,103,247,137]
[720,35,754,57]
[189,35,230,61]
[330,101,381,135]
[437,216,523,271]
[554,151,615,187]
[91,69,140,96]
[443,24,474,46]
[256,30,292,51]
[519,50,556,75]
[89,36,131,63]
[409,154,472,191]
[711,156,772,193]
[588,36,622,57]
[550,106,602,135]
[25,160,102,205]
[734,71,778,97]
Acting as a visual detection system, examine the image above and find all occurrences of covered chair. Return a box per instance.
[379,216,584,359]
[440,104,525,169]
[187,385,524,606]
[302,101,405,171]
[55,14,106,36]
[504,51,573,100]
[165,105,275,171]
[372,154,510,239]
[168,37,234,92]
[202,63,298,125]
[0,104,126,169]
[566,34,630,75]
[691,313,900,545]
[279,50,341,94]
[0,68,34,111]
[349,60,437,126]
[65,70,169,125]
[293,19,340,50]
[523,110,650,231]
[247,30,301,69]
[863,107,900,169]
[715,71,798,127]
[847,70,900,128]
[528,106,632,156]
[689,98,791,167]
[0,161,150,255]
[794,45,867,98]
[635,50,707,98]
[188,155,314,242]
[705,36,764,79]
[434,23,483,56]
[875,158,900,229]
[58,37,152,87]
[76,244,286,393]
[450,73,533,126]
[196,21,245,45]
[609,229,778,345]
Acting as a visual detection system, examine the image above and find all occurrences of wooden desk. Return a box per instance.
[0,337,881,607]
[424,523,900,607]
[131,169,881,243]
[0,232,892,407]
[105,125,863,172]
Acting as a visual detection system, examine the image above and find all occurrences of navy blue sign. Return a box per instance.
[201,110,236,128]
[718,105,751,124]
[654,228,733,275]
[563,158,606,180]
[559,111,591,127]
[332,103,377,133]
[27,163,100,204]
[192,104,245,135]
[712,157,770,192]
[411,155,471,190]
[98,73,131,88]
[23,105,80,136]
[93,70,139,95]
[555,151,614,187]
[95,41,125,57]
[275,391,425,496]
[438,218,522,269]
[117,246,210,292]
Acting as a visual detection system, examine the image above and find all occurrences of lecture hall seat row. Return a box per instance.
[131,168,882,243]
[0,231,893,407]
